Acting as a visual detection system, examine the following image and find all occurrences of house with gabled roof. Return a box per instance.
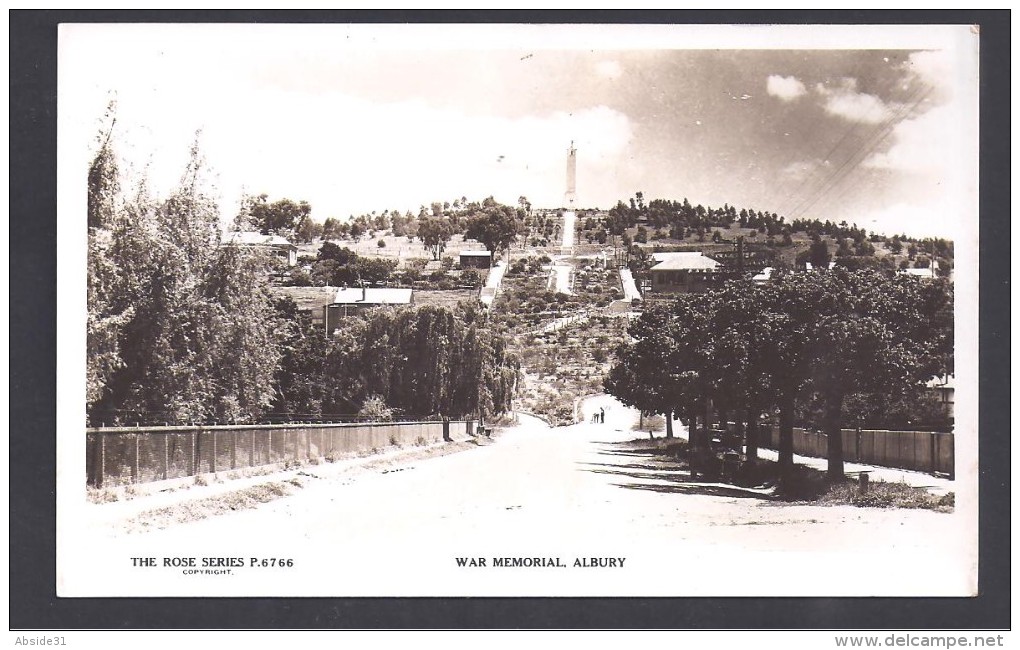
[224,231,298,267]
[648,252,720,293]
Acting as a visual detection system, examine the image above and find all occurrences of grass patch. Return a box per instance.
[633,414,665,432]
[819,480,955,512]
[128,480,302,531]
[87,487,120,504]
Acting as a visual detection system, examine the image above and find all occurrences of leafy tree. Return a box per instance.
[796,238,831,269]
[321,217,342,241]
[87,101,120,230]
[87,134,282,425]
[418,216,454,260]
[320,305,518,420]
[707,280,784,463]
[202,243,285,422]
[802,271,953,478]
[317,241,357,264]
[86,104,134,409]
[605,297,714,442]
[294,218,323,243]
[245,194,312,237]
[465,201,520,255]
[853,239,875,256]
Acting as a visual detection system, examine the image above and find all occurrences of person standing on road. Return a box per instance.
[600,407,605,423]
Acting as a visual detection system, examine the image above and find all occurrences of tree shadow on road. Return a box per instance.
[581,439,778,501]
[582,462,775,500]
[609,481,774,500]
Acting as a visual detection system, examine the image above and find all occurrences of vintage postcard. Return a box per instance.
[56,22,979,598]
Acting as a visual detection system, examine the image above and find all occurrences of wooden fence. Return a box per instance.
[755,425,954,478]
[86,419,476,488]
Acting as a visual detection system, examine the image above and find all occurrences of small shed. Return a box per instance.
[459,250,492,269]
[325,287,414,334]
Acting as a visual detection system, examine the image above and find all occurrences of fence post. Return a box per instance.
[231,430,237,470]
[250,430,255,468]
[190,429,197,477]
[163,434,169,481]
[930,433,937,476]
[133,433,140,484]
[98,433,106,489]
[948,436,955,481]
[211,430,217,474]
[306,429,311,459]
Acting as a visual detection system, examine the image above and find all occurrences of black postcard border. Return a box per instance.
[9,9,1010,630]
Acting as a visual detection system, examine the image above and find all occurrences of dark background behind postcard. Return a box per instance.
[10,9,1010,630]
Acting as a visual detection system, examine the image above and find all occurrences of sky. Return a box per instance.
[60,24,979,239]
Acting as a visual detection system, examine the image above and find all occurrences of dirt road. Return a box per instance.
[68,396,974,598]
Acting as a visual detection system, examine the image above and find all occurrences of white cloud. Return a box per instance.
[856,201,953,240]
[766,74,807,101]
[903,50,953,91]
[815,78,891,124]
[79,81,634,221]
[595,59,623,80]
[865,104,949,175]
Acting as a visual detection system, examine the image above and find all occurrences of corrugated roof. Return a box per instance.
[333,287,413,305]
[651,251,691,262]
[649,252,720,271]
[271,286,337,311]
[752,267,774,282]
[460,250,492,257]
[226,231,295,247]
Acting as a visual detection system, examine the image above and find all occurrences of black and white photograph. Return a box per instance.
[51,20,986,607]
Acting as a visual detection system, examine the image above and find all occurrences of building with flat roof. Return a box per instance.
[459,250,492,269]
[325,287,414,334]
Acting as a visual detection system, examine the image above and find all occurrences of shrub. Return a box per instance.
[359,395,393,422]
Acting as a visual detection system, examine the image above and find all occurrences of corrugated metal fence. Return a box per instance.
[756,426,954,478]
[86,420,476,488]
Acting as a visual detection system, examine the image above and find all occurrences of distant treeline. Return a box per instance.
[572,192,953,273]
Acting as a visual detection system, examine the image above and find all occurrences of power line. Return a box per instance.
[787,82,933,223]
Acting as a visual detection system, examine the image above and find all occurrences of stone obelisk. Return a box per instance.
[561,142,576,256]
[564,141,577,208]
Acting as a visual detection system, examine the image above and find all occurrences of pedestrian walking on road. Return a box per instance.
[599,407,605,424]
